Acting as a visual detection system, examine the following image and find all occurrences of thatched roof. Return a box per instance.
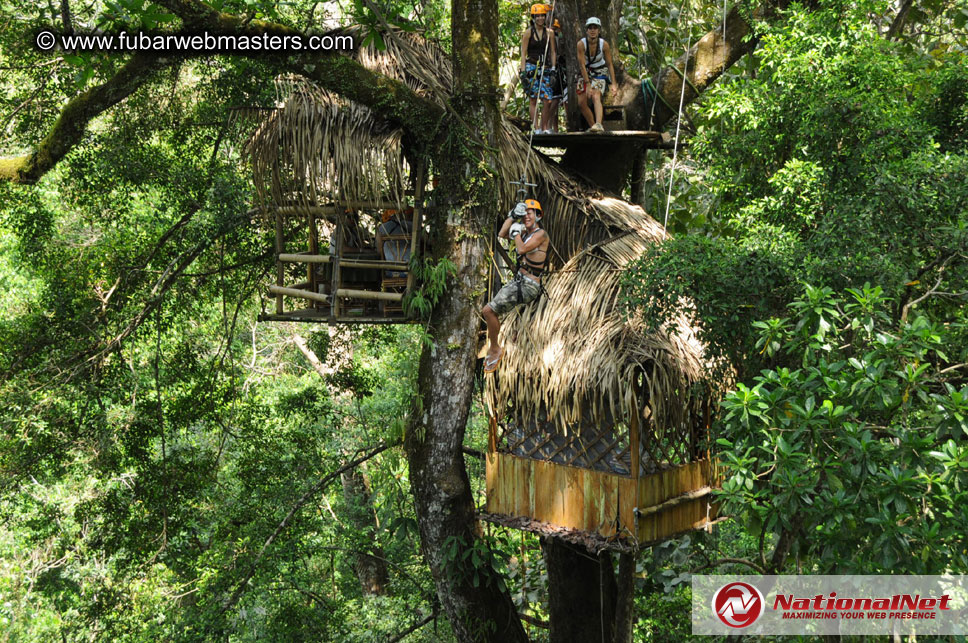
[247,27,710,438]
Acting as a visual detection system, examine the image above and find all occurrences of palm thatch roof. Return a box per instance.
[246,27,711,442]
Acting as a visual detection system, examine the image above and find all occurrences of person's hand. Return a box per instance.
[510,202,528,219]
[509,222,526,239]
[610,84,619,97]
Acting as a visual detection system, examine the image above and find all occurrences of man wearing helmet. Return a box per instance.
[520,4,557,134]
[576,16,618,132]
[482,199,549,373]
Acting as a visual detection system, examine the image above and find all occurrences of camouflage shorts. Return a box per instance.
[487,274,541,316]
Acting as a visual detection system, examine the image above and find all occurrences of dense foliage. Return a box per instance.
[2,0,967,639]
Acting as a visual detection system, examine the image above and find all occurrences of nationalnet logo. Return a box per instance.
[693,575,968,635]
[712,581,764,628]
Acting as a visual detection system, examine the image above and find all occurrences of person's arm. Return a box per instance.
[498,216,514,239]
[577,39,589,85]
[513,228,546,253]
[604,40,618,95]
[520,29,529,72]
[550,31,557,68]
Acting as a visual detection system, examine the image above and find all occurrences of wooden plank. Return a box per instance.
[532,459,554,525]
[486,452,498,514]
[600,472,619,537]
[561,466,584,530]
[618,476,636,537]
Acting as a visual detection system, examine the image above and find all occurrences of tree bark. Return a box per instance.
[559,3,760,193]
[402,0,527,639]
[542,538,619,643]
[341,468,390,595]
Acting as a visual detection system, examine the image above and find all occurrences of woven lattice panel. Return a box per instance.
[496,403,709,477]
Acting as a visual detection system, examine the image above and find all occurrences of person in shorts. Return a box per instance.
[519,4,557,133]
[482,199,549,373]
[576,16,618,132]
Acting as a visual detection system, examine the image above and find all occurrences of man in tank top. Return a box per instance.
[519,4,557,134]
[576,16,618,132]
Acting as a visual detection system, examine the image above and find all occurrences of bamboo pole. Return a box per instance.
[258,201,407,217]
[279,253,332,264]
[269,285,331,304]
[636,486,712,519]
[279,254,408,271]
[336,289,403,302]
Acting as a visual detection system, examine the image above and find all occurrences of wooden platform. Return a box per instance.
[529,130,674,149]
[485,453,717,548]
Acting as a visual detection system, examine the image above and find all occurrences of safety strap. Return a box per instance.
[640,78,676,130]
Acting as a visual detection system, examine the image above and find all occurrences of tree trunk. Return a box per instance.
[340,468,390,595]
[559,3,760,193]
[403,0,528,640]
[542,538,619,643]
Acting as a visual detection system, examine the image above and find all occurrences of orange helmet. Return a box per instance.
[530,3,548,15]
[553,19,561,29]
[524,198,542,219]
[382,208,398,222]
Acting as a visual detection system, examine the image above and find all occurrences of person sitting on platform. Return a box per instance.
[519,4,557,134]
[576,16,618,132]
[376,208,413,277]
[482,199,549,373]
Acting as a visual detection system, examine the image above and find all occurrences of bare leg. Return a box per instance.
[550,99,560,132]
[529,97,538,129]
[577,91,595,128]
[482,305,501,360]
[540,99,553,131]
[592,90,604,125]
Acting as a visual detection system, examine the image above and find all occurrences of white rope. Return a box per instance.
[663,39,691,233]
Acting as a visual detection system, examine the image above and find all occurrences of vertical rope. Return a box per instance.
[663,39,692,233]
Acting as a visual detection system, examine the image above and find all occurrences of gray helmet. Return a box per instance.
[585,16,602,28]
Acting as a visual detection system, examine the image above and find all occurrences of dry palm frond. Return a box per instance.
[247,27,713,451]
[248,76,409,213]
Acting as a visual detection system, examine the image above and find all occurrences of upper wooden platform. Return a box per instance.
[529,130,674,149]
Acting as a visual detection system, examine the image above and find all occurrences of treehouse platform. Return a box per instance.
[529,130,674,149]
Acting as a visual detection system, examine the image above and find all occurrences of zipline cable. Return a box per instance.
[663,37,692,233]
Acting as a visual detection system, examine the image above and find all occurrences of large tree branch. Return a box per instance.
[0,54,169,184]
[153,0,445,140]
[2,0,444,185]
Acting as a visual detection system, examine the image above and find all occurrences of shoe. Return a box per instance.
[483,348,504,373]
[589,122,605,132]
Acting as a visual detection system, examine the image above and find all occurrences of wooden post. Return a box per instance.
[629,396,640,481]
[488,415,497,454]
[406,162,425,294]
[274,207,284,315]
[331,209,343,320]
[307,208,319,308]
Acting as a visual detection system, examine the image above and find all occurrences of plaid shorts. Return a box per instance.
[487,274,541,316]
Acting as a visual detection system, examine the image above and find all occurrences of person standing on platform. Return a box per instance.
[519,4,557,134]
[576,17,618,132]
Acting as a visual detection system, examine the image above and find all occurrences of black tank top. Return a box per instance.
[527,26,548,64]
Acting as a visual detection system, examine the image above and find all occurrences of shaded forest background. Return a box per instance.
[1,0,967,640]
